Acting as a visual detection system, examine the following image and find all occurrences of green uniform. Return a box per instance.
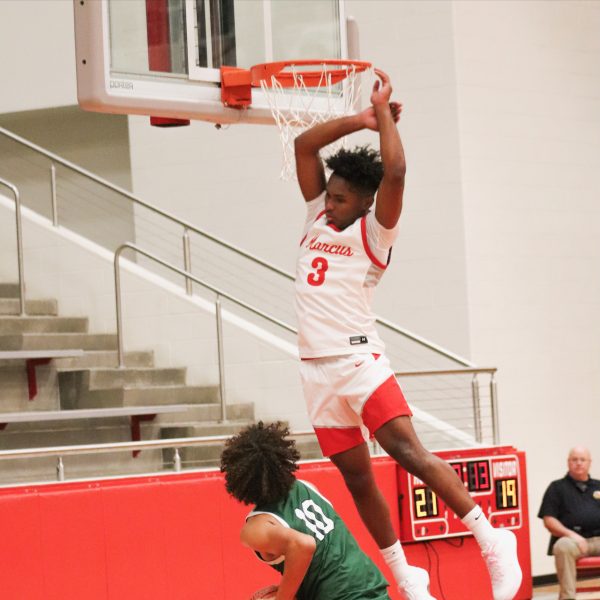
[249,479,390,600]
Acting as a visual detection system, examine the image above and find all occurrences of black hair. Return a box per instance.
[325,145,383,196]
[220,421,300,506]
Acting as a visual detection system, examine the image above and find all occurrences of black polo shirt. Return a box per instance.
[538,474,600,554]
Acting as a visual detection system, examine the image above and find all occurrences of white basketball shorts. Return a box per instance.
[299,353,411,457]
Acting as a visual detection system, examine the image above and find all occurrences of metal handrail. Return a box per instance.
[395,367,499,445]
[0,178,26,315]
[114,243,297,421]
[382,317,474,367]
[0,125,474,367]
[0,430,318,483]
[395,367,496,377]
[0,431,317,461]
[0,126,289,280]
[0,357,499,481]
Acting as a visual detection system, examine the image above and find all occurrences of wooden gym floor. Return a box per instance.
[532,578,600,599]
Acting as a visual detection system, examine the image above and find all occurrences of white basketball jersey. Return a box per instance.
[295,196,395,359]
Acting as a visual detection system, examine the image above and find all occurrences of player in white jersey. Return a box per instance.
[293,69,522,600]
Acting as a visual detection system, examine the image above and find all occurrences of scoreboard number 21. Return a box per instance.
[414,487,439,518]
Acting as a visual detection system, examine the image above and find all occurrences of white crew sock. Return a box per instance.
[461,506,496,546]
[380,540,411,582]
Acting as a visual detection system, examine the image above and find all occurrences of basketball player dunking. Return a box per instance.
[292,68,522,600]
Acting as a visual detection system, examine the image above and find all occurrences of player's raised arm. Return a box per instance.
[294,71,402,205]
[371,69,406,229]
[241,515,315,600]
[294,113,365,202]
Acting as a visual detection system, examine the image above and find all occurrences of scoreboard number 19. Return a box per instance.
[495,478,519,509]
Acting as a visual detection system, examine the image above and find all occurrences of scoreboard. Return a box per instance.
[398,446,524,542]
[397,445,532,599]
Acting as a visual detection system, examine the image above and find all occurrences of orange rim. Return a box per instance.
[250,59,372,88]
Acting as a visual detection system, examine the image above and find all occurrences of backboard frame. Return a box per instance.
[73,0,355,126]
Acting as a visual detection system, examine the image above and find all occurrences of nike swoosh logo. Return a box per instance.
[354,361,364,368]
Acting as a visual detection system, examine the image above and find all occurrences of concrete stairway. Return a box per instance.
[0,284,57,316]
[0,283,257,483]
[58,366,202,408]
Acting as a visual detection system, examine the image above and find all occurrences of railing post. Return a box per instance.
[50,163,58,226]
[471,375,482,443]
[111,243,297,378]
[215,294,227,422]
[56,456,65,481]
[370,438,382,456]
[173,448,182,472]
[0,178,26,315]
[490,373,499,444]
[113,249,126,368]
[182,228,192,295]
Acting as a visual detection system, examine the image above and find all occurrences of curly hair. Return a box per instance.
[220,421,300,506]
[325,145,383,196]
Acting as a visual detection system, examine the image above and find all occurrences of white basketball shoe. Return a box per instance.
[399,566,437,600]
[481,529,523,600]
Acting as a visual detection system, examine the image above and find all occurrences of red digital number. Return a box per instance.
[451,462,465,484]
[467,460,491,492]
[307,257,328,286]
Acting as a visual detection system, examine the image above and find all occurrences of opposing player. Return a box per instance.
[292,68,522,600]
[220,421,392,600]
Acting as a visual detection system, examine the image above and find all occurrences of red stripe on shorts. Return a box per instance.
[361,375,412,435]
[313,427,365,457]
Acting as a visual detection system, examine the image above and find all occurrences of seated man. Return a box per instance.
[538,446,600,600]
[220,421,434,600]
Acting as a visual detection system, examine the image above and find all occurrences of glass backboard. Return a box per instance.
[74,0,356,126]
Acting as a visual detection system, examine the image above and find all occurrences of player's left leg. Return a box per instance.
[330,442,436,600]
[330,441,398,548]
[374,416,522,600]
[375,416,474,516]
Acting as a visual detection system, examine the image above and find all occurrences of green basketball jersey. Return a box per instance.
[249,479,390,600]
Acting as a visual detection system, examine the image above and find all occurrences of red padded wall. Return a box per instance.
[0,492,45,599]
[39,487,107,599]
[0,462,401,600]
[0,456,531,599]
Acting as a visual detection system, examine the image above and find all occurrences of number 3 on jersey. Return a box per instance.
[307,257,328,286]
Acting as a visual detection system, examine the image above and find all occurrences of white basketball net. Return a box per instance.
[259,64,373,180]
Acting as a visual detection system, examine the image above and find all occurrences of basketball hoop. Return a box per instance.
[221,60,373,180]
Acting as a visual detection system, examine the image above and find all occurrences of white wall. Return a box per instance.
[0,107,133,192]
[452,0,600,574]
[0,107,136,251]
[0,1,77,113]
